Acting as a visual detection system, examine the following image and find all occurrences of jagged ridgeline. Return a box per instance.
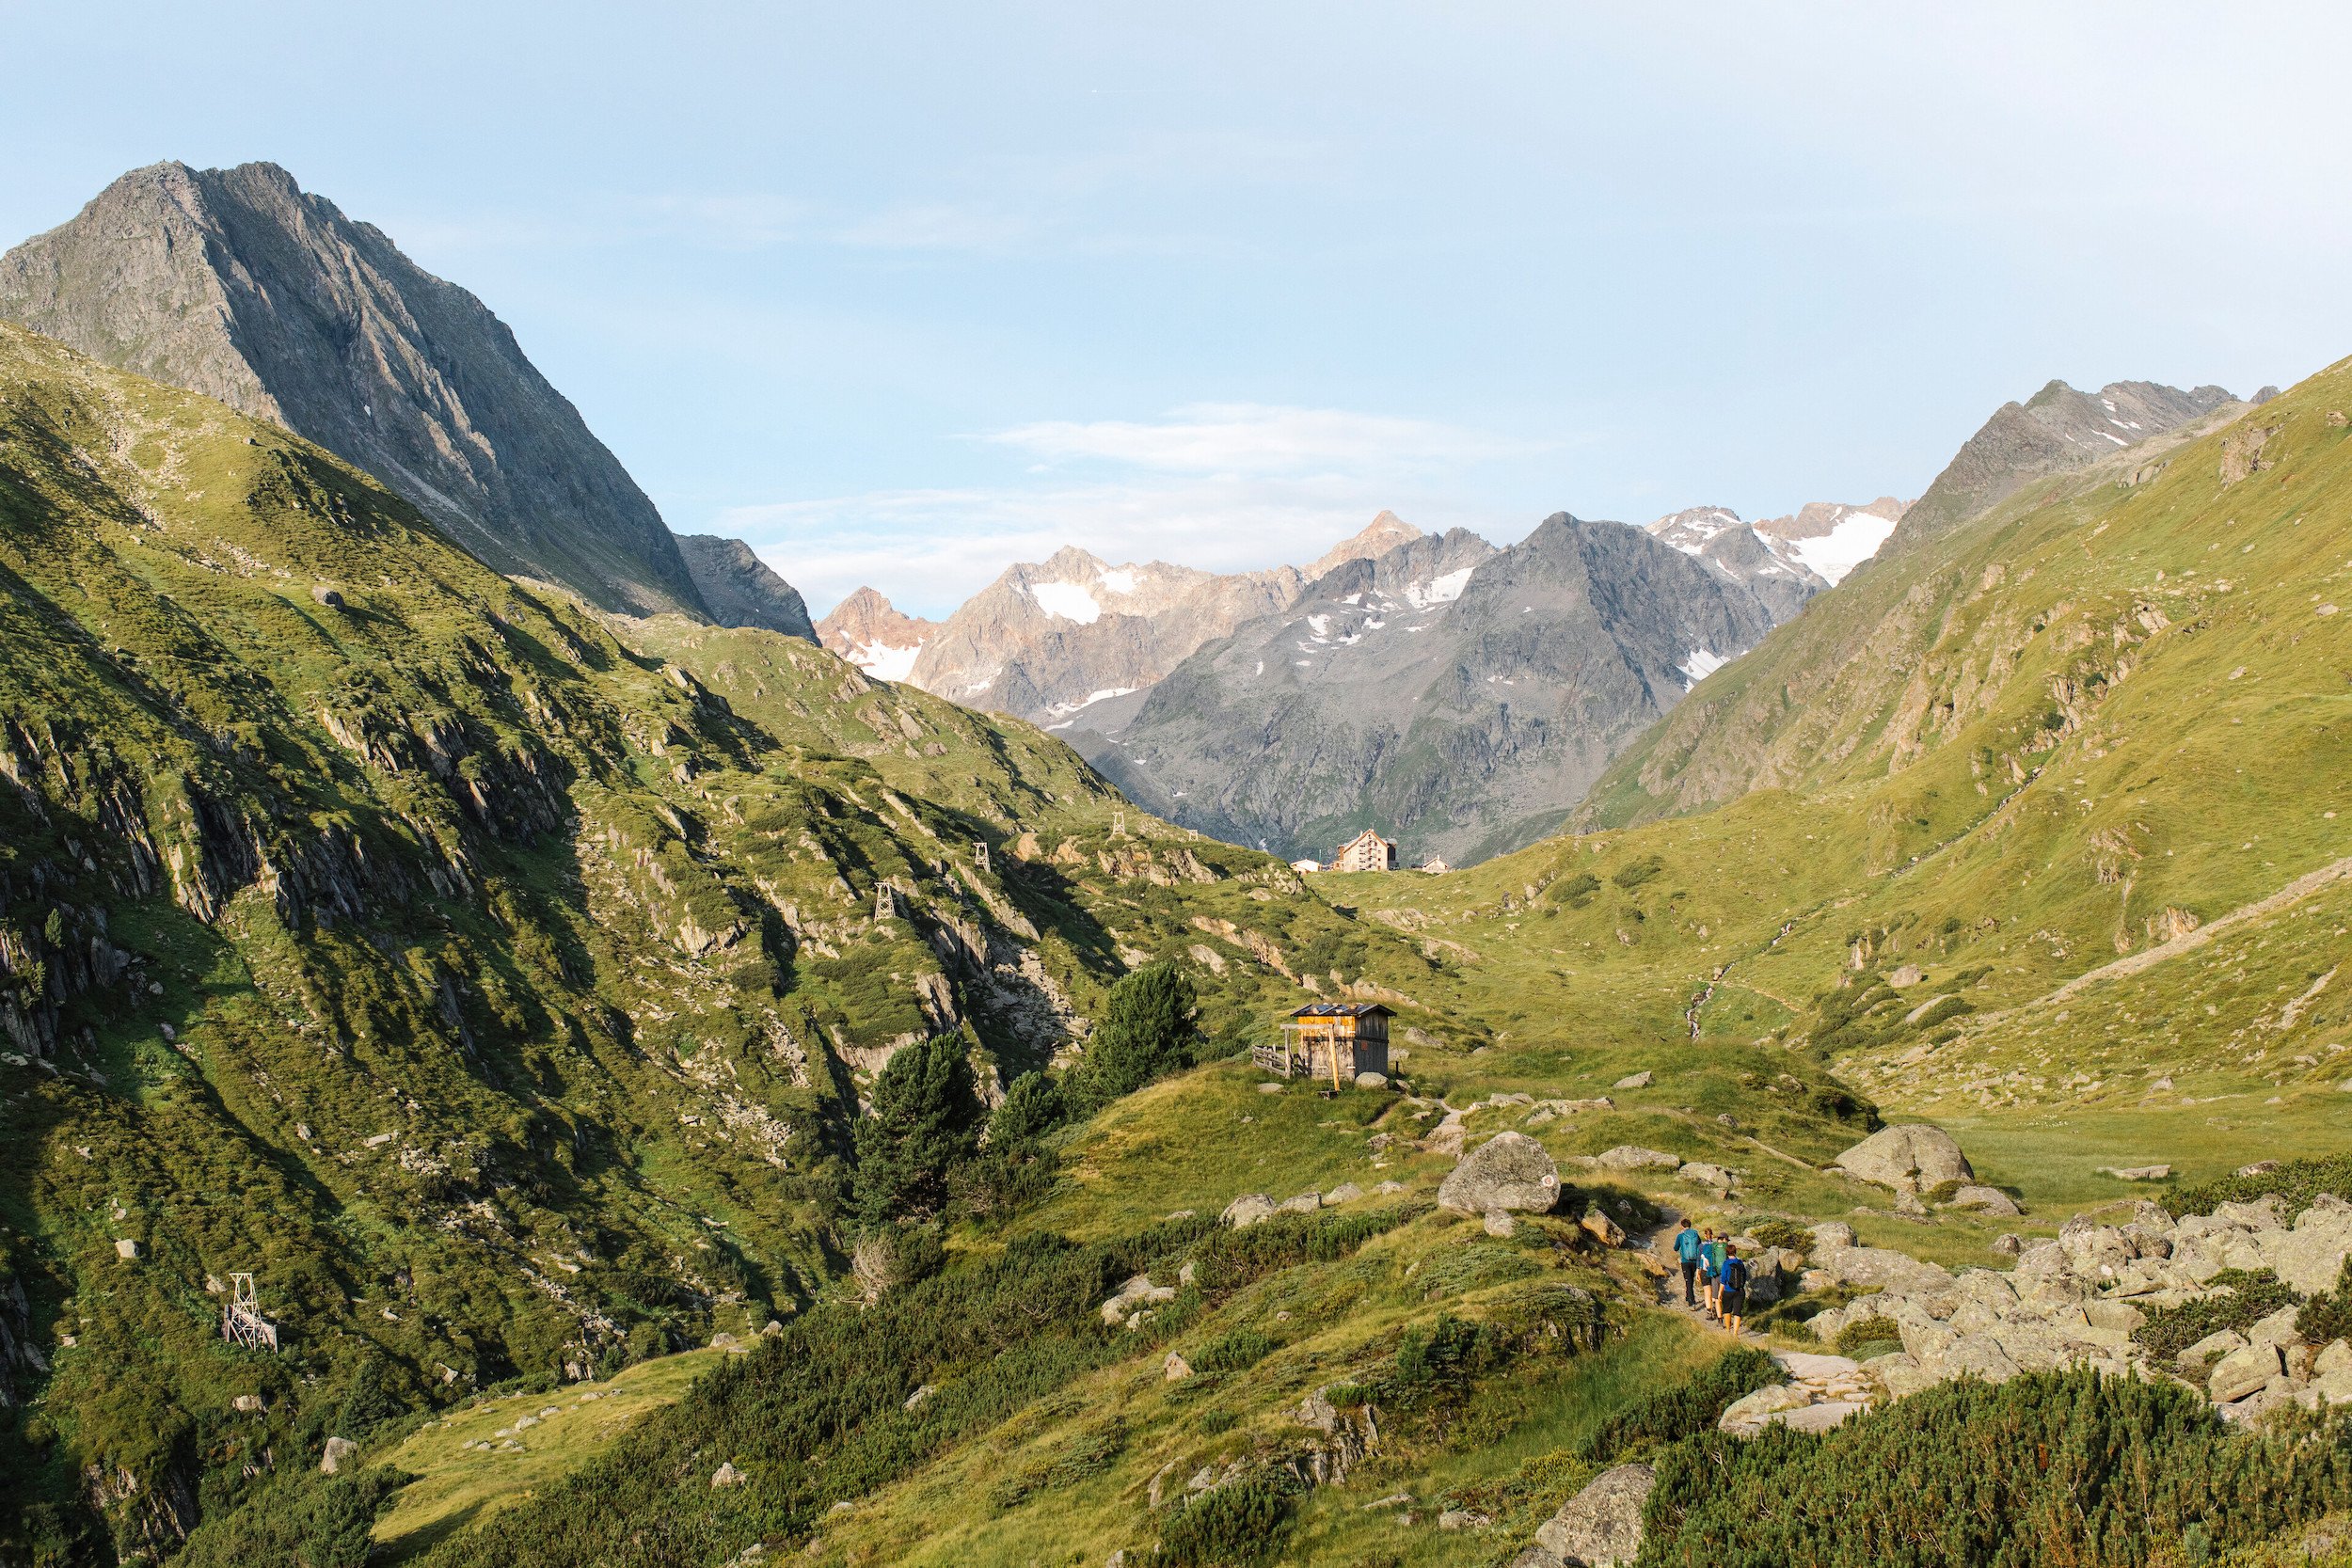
[0,324,1403,1560]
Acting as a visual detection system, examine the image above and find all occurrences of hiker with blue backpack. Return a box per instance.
[1701,1227,1729,1317]
[1719,1243,1751,1338]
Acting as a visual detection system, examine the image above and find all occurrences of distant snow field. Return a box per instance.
[1678,646,1728,686]
[1027,580,1104,624]
[851,641,922,682]
[1783,510,1898,585]
[1405,566,1476,609]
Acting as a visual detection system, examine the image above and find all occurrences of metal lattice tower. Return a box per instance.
[221,1272,279,1353]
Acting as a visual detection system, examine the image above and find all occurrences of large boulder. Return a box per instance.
[2261,1198,2352,1293]
[1595,1145,1681,1172]
[2209,1342,2283,1404]
[1834,1125,1974,1195]
[1949,1184,2022,1218]
[1534,1463,1655,1567]
[1220,1193,1278,1228]
[1809,1242,1957,1298]
[1438,1132,1562,1215]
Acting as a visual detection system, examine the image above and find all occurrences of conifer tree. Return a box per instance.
[853,1034,983,1226]
[1077,962,1200,1103]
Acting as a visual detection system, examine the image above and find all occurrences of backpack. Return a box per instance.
[1676,1227,1702,1262]
[1721,1257,1749,1292]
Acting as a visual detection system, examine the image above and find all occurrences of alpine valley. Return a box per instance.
[2,158,2350,1568]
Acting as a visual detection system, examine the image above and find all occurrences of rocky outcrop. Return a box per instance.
[675,536,818,641]
[0,161,710,619]
[1804,1193,2352,1423]
[1645,504,1834,619]
[1525,1463,1655,1568]
[1437,1132,1562,1215]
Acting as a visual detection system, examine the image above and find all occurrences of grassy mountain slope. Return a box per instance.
[0,323,1427,1563]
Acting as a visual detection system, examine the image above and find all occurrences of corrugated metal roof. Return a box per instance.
[1288,1002,1394,1018]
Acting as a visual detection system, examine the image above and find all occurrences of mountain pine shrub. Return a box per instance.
[2135,1270,2304,1362]
[1579,1346,1781,1461]
[1151,1470,1298,1567]
[2167,1158,2352,1221]
[1075,962,1201,1104]
[2299,1259,2352,1347]
[1642,1370,2352,1567]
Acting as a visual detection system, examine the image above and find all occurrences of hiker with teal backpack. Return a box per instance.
[1674,1218,1704,1307]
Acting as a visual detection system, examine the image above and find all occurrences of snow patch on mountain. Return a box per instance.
[1778,508,1900,585]
[1678,647,1728,686]
[1406,565,1476,609]
[1027,581,1104,624]
[851,641,923,682]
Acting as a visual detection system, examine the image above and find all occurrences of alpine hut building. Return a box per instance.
[1330,828,1397,873]
[1255,1002,1393,1087]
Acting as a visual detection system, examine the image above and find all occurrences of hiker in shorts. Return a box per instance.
[1695,1227,1721,1316]
[1719,1243,1750,1338]
[1674,1218,1703,1307]
[1703,1229,1730,1316]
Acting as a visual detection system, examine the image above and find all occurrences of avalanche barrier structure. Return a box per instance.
[221,1273,279,1353]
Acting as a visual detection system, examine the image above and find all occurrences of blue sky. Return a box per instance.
[7,4,2350,616]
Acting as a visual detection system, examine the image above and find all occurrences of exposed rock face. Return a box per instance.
[1645,505,1828,620]
[1438,1131,1562,1214]
[1078,515,1779,865]
[675,536,817,641]
[910,545,1310,722]
[816,587,941,682]
[1833,1124,1974,1195]
[1533,1462,1655,1567]
[1892,379,2238,549]
[0,161,710,618]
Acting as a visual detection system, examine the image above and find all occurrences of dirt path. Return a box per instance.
[1978,853,2352,1022]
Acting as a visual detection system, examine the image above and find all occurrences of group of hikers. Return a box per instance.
[1673,1219,1750,1338]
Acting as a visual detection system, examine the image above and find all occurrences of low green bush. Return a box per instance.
[1834,1316,1905,1359]
[1643,1369,2352,1567]
[175,1467,409,1568]
[2136,1269,2304,1362]
[1745,1218,1813,1258]
[2299,1259,2352,1347]
[1578,1346,1780,1462]
[1192,1328,1275,1374]
[2168,1158,2352,1221]
[1151,1471,1296,1567]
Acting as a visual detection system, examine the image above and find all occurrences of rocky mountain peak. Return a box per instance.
[1307,509,1422,579]
[1893,377,2239,547]
[0,159,716,620]
[675,536,817,641]
[817,588,939,682]
[1073,513,1782,863]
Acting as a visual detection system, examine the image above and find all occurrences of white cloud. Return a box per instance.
[987,402,1546,475]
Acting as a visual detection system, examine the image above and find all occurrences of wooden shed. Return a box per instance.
[1254,1002,1393,1086]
